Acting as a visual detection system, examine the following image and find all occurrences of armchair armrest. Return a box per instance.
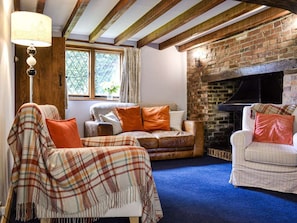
[84,120,113,137]
[230,130,253,149]
[293,133,297,146]
[183,120,204,156]
[81,135,140,147]
[230,130,253,165]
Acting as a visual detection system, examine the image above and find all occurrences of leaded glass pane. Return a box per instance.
[95,52,120,96]
[66,50,89,96]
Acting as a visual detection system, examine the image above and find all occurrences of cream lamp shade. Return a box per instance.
[11,11,52,47]
[11,11,52,103]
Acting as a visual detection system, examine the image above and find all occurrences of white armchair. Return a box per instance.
[229,104,297,194]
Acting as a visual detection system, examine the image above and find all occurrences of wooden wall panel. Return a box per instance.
[15,37,65,118]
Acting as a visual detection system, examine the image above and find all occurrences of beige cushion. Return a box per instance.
[99,112,122,134]
[170,111,184,131]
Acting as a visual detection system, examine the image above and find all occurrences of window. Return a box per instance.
[66,47,122,99]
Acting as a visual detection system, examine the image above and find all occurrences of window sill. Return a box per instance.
[68,96,120,102]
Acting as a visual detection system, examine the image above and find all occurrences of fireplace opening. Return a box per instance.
[219,71,284,112]
[206,71,284,155]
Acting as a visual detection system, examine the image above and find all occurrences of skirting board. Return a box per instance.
[207,148,232,161]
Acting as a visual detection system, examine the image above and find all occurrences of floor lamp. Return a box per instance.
[11,11,52,103]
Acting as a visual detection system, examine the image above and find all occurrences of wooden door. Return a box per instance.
[15,37,65,118]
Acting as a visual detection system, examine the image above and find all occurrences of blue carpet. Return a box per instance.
[10,156,297,223]
[99,156,297,223]
[151,156,297,223]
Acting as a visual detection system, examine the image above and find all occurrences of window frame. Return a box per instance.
[66,45,123,100]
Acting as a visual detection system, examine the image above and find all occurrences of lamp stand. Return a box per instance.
[26,44,37,103]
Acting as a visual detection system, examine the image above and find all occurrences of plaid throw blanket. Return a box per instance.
[250,103,297,118]
[8,103,163,223]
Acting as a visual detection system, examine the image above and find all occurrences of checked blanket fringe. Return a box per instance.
[7,103,163,223]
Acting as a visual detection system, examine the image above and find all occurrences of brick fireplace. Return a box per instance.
[187,13,297,155]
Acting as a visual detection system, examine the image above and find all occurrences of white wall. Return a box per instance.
[140,46,187,110]
[67,46,187,137]
[0,0,14,204]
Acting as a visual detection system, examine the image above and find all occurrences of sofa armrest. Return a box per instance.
[84,120,113,137]
[183,120,204,156]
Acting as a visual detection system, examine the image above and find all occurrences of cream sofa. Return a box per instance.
[84,102,204,160]
[229,104,297,194]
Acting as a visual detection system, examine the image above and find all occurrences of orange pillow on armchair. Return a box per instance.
[46,118,83,148]
[253,113,294,145]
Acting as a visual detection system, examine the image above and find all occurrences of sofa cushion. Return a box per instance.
[140,103,178,111]
[115,106,144,132]
[253,113,294,145]
[90,102,136,121]
[119,131,158,149]
[245,142,297,166]
[152,131,194,148]
[170,110,184,131]
[99,111,122,134]
[142,106,170,131]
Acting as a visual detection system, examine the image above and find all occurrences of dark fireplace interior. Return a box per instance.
[219,71,284,113]
[208,71,284,150]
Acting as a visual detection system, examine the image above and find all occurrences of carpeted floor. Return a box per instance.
[7,156,297,223]
[151,156,297,223]
[100,156,297,223]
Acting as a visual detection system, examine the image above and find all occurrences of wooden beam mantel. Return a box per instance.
[202,59,297,82]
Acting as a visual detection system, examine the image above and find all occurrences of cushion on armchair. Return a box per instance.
[253,113,294,145]
[46,118,83,148]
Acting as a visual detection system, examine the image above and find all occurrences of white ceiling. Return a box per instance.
[17,0,287,49]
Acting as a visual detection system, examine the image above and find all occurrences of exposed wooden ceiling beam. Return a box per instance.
[114,0,181,46]
[14,0,20,11]
[36,0,46,13]
[62,0,90,39]
[159,2,261,50]
[237,0,297,14]
[89,0,136,43]
[178,8,290,52]
[137,0,224,48]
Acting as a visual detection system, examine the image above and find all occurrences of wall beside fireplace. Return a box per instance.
[187,13,297,153]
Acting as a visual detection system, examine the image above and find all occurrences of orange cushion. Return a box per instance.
[46,118,83,148]
[142,106,170,131]
[115,106,144,132]
[253,113,294,145]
